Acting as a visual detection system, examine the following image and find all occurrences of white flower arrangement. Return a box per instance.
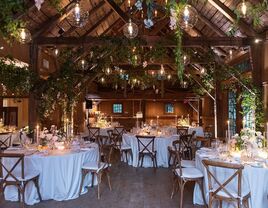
[230,128,265,150]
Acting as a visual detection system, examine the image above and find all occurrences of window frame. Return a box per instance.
[164,103,175,114]
[112,103,123,114]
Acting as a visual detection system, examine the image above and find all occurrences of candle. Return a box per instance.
[157,116,159,126]
[111,116,113,123]
[227,120,230,141]
[36,125,39,144]
[242,119,245,129]
[175,115,177,126]
[154,10,158,17]
[66,119,69,138]
[128,0,131,7]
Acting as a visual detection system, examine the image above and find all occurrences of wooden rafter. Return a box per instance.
[32,1,76,38]
[35,36,254,47]
[104,0,129,23]
[207,0,258,37]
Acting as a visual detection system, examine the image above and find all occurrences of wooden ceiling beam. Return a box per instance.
[207,0,257,37]
[104,0,129,23]
[35,36,254,47]
[32,1,76,38]
[190,5,226,37]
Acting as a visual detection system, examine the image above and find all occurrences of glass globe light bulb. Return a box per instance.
[178,4,198,30]
[237,1,252,18]
[123,19,138,39]
[17,27,31,44]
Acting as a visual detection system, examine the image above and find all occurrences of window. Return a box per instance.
[165,103,174,114]
[113,103,123,113]
[228,91,236,135]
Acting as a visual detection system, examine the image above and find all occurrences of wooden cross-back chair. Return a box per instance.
[87,127,100,142]
[80,144,113,199]
[176,126,189,136]
[110,132,132,163]
[114,127,126,138]
[136,135,157,169]
[0,153,42,207]
[170,141,207,208]
[180,131,196,160]
[202,160,250,208]
[0,133,12,151]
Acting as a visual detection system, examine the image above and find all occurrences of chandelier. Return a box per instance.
[68,1,89,27]
[237,0,252,18]
[178,4,198,30]
[123,19,139,39]
[128,0,168,29]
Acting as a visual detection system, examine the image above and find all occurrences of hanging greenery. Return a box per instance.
[0,58,35,96]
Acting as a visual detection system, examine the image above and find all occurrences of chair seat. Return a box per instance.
[82,161,110,172]
[120,144,131,150]
[215,188,250,199]
[181,160,195,168]
[168,146,176,152]
[138,150,157,154]
[175,167,203,179]
[5,170,39,182]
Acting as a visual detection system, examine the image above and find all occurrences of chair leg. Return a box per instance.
[33,177,42,201]
[125,151,128,163]
[154,156,158,168]
[179,180,186,208]
[219,200,223,208]
[21,185,25,208]
[168,152,172,166]
[170,174,177,199]
[141,155,144,168]
[91,172,95,187]
[79,170,86,195]
[97,172,102,199]
[197,179,207,208]
[106,169,112,191]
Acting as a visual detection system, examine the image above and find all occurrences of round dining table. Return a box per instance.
[122,133,179,168]
[193,148,268,208]
[3,143,99,205]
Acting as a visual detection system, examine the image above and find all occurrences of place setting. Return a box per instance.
[1,0,268,208]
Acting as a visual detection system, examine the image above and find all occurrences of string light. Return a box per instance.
[54,48,59,56]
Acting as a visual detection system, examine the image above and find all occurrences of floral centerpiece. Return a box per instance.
[177,116,190,126]
[95,114,111,128]
[39,126,67,149]
[230,128,266,151]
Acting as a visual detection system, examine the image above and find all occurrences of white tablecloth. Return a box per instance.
[193,150,268,208]
[122,133,179,168]
[4,144,99,205]
[164,126,204,137]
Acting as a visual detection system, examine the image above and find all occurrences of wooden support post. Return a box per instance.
[161,79,164,98]
[28,43,39,130]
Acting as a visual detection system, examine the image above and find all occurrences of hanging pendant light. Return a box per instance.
[68,1,89,27]
[159,64,166,78]
[17,27,31,44]
[178,5,198,30]
[53,48,59,57]
[78,58,88,70]
[123,19,138,39]
[237,0,252,18]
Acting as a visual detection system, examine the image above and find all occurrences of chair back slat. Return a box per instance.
[87,127,100,141]
[0,153,25,184]
[202,159,244,202]
[176,126,189,136]
[0,134,12,150]
[114,127,126,138]
[136,135,156,154]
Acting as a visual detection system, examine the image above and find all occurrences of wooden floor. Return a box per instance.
[0,161,204,208]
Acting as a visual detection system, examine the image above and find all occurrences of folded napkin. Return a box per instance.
[80,147,91,151]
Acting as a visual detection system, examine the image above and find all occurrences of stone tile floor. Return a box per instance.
[0,162,204,208]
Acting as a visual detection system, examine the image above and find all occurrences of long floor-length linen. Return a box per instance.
[3,144,99,205]
[193,151,268,208]
[122,133,179,168]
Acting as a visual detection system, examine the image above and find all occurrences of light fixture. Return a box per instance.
[53,48,59,56]
[78,58,88,70]
[255,38,262,44]
[178,5,198,30]
[183,54,190,65]
[123,19,138,39]
[0,46,4,50]
[167,74,172,80]
[100,77,105,83]
[105,67,111,75]
[181,81,188,89]
[159,64,166,77]
[17,27,31,44]
[68,1,89,27]
[237,0,252,18]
